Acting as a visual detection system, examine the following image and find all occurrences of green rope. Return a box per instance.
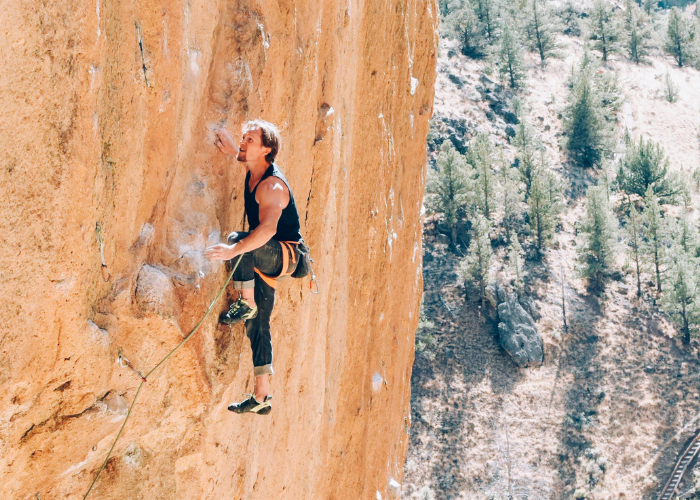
[82,255,242,500]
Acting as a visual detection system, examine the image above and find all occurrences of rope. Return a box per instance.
[82,255,242,500]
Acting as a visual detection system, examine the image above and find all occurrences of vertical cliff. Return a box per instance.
[0,0,438,498]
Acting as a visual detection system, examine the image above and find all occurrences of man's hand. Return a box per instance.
[213,128,238,155]
[204,243,239,261]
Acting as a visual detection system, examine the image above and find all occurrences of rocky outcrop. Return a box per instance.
[497,294,544,367]
[0,1,438,499]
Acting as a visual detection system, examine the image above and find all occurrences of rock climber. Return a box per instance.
[205,119,302,415]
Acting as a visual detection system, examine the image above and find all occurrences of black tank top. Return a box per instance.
[244,163,302,242]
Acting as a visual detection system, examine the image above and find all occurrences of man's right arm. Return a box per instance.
[214,128,238,155]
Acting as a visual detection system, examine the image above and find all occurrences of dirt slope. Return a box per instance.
[0,1,438,498]
[404,36,700,500]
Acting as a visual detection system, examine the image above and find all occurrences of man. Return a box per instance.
[205,120,302,415]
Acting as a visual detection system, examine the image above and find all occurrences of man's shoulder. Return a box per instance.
[256,174,290,200]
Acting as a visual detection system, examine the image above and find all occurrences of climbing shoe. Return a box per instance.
[219,298,258,325]
[227,394,272,415]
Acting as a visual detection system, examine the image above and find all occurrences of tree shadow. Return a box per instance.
[408,240,525,499]
[552,294,605,497]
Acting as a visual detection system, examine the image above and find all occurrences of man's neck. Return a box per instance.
[246,160,271,183]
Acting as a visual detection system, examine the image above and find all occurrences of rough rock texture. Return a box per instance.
[497,294,544,368]
[0,1,438,499]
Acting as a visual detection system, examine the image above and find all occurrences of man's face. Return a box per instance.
[237,128,270,163]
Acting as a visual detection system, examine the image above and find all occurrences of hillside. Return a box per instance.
[404,8,700,499]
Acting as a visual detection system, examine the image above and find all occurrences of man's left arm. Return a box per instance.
[205,177,288,261]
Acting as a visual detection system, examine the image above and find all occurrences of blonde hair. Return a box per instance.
[242,119,281,163]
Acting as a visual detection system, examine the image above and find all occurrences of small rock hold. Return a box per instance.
[135,265,179,318]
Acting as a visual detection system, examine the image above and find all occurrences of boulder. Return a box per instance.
[497,293,544,367]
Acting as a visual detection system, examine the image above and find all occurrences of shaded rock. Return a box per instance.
[505,125,516,138]
[519,294,541,321]
[135,264,179,317]
[447,73,464,86]
[497,294,544,367]
[502,110,519,125]
[479,74,495,86]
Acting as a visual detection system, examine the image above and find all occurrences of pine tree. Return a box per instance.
[508,229,526,291]
[596,69,625,121]
[499,153,523,229]
[528,167,562,253]
[665,7,693,67]
[445,0,489,58]
[525,0,562,68]
[643,188,668,293]
[558,0,583,36]
[514,120,542,198]
[564,67,608,168]
[663,70,679,102]
[662,250,700,345]
[578,184,619,289]
[468,132,498,219]
[498,18,528,89]
[425,141,472,246]
[588,0,622,63]
[674,211,699,256]
[625,203,645,297]
[642,0,657,15]
[474,0,500,44]
[623,1,654,64]
[616,136,680,201]
[459,214,494,306]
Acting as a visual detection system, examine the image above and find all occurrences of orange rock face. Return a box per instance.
[0,0,437,498]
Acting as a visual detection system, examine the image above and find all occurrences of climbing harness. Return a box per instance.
[82,255,242,500]
[253,240,320,294]
[254,241,299,289]
[254,241,320,294]
[94,222,110,282]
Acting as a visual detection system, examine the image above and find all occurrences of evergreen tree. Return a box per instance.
[616,136,680,201]
[498,18,528,89]
[597,70,625,121]
[525,0,562,67]
[459,214,494,306]
[662,250,700,345]
[558,0,583,36]
[642,188,668,293]
[499,153,523,229]
[642,0,657,15]
[578,184,619,289]
[528,167,562,252]
[674,211,699,255]
[509,229,526,291]
[564,67,608,168]
[588,0,622,62]
[474,0,500,43]
[625,203,645,297]
[445,0,489,58]
[468,132,498,218]
[623,1,655,63]
[665,7,693,67]
[663,70,679,102]
[514,120,542,198]
[425,141,472,246]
